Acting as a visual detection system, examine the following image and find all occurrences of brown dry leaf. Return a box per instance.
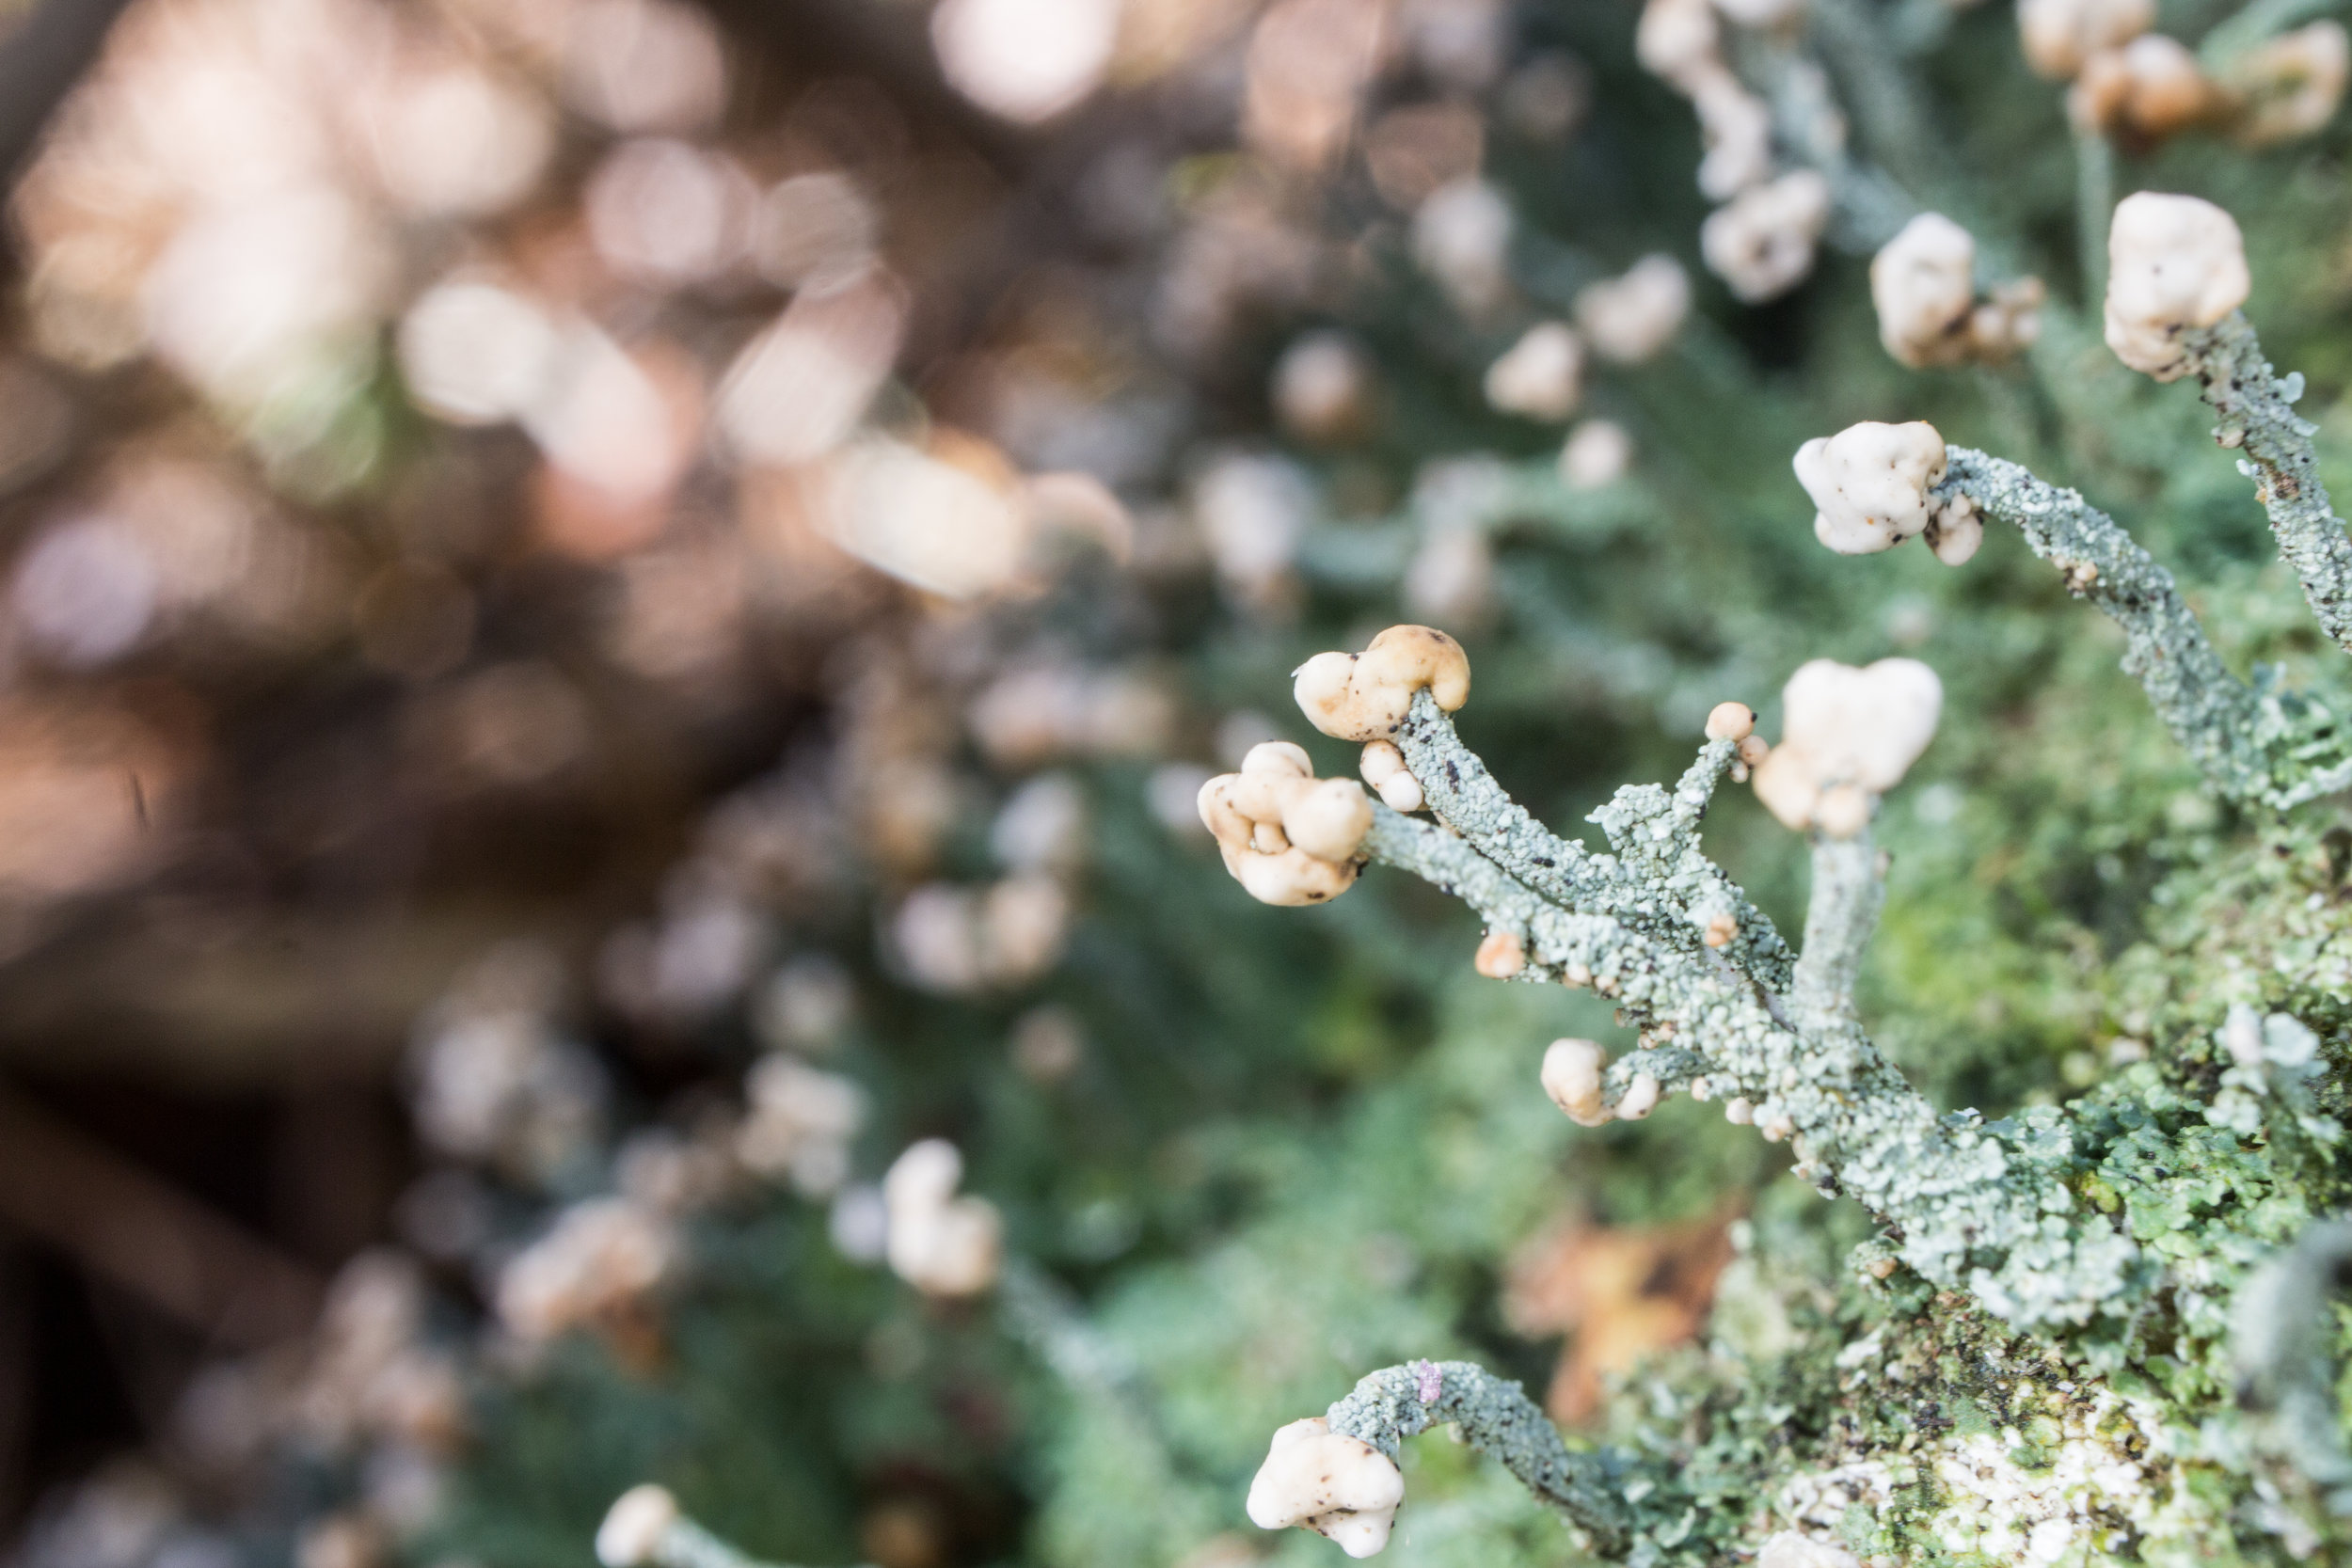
[1502,1209,1736,1424]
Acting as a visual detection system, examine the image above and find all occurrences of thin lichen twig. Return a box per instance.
[1934,446,2350,806]
[1323,1361,1632,1556]
[2186,313,2352,656]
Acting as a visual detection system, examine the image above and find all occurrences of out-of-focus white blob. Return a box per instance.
[13,515,159,668]
[1575,254,1689,364]
[2069,35,2217,138]
[1402,523,1493,626]
[1691,70,1773,198]
[931,0,1121,123]
[829,1183,889,1263]
[717,278,906,468]
[1869,214,1977,368]
[361,63,552,218]
[1399,0,1504,91]
[397,281,560,426]
[1699,170,1831,303]
[495,1197,675,1341]
[1193,451,1312,608]
[882,1139,1003,1297]
[141,185,390,407]
[818,437,1027,600]
[1243,0,1391,169]
[1273,331,1375,442]
[1636,0,1719,90]
[737,1054,867,1197]
[1751,657,1944,834]
[584,138,755,288]
[754,172,880,294]
[992,773,1088,874]
[1482,322,1582,420]
[595,1486,678,1568]
[562,0,726,133]
[522,325,693,503]
[2018,0,2152,79]
[1411,178,1514,317]
[2226,21,2350,145]
[1560,420,1634,490]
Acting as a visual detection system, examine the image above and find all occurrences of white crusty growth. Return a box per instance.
[1793,420,1979,563]
[1198,742,1375,905]
[2103,192,2249,381]
[1751,658,1944,835]
[1246,1416,1406,1558]
[1295,625,1471,742]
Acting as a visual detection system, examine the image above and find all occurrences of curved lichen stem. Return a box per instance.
[1934,445,2352,807]
[1391,691,1796,989]
[1322,1361,1633,1557]
[2185,313,2352,657]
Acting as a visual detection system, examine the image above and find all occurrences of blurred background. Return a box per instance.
[0,0,2343,1562]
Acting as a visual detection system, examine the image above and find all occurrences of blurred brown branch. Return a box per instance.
[0,1085,322,1348]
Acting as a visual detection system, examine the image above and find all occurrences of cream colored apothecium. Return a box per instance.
[1197,742,1375,906]
[1246,1417,1406,1558]
[2103,192,2249,381]
[1792,420,1979,563]
[1750,658,1944,836]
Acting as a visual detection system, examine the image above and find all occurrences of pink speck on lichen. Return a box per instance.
[1414,1359,1441,1403]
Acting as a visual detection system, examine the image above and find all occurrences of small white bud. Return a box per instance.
[1475,930,1527,977]
[1724,1096,1755,1125]
[1359,741,1424,812]
[1705,702,1756,742]
[1274,332,1375,442]
[1615,1071,1661,1120]
[1541,1037,1612,1126]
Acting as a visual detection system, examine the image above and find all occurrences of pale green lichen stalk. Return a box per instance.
[1321,1361,1631,1557]
[1930,446,2352,809]
[2187,312,2352,656]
